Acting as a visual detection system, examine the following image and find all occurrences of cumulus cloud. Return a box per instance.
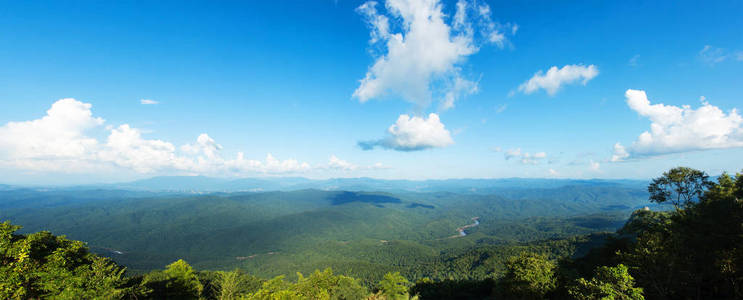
[359,113,453,151]
[140,99,159,105]
[0,99,316,175]
[353,0,515,110]
[611,89,743,161]
[181,134,223,160]
[517,64,598,95]
[0,99,104,171]
[497,147,547,164]
[610,143,629,162]
[98,124,188,173]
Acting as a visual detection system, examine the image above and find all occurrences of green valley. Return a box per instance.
[1,179,651,285]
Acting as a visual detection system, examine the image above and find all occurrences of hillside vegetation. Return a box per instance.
[0,182,649,283]
[2,167,742,299]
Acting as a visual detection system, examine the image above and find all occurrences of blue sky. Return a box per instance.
[0,0,742,184]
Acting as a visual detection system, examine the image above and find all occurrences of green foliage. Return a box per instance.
[293,268,367,300]
[498,252,557,299]
[582,167,743,299]
[624,169,742,298]
[648,166,710,211]
[245,276,299,300]
[569,264,643,300]
[142,259,203,299]
[216,270,247,300]
[7,167,743,299]
[377,272,410,300]
[236,268,369,300]
[0,185,647,280]
[409,277,495,299]
[196,269,263,300]
[617,209,671,236]
[0,221,135,299]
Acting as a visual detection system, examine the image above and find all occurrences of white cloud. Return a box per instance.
[499,147,547,164]
[140,99,159,105]
[181,134,223,160]
[98,124,187,173]
[0,99,316,175]
[323,155,388,171]
[517,64,598,95]
[476,3,517,49]
[353,0,514,110]
[226,153,311,174]
[611,89,743,161]
[589,159,600,171]
[453,0,468,31]
[0,98,104,171]
[359,113,453,151]
[610,143,629,162]
[327,155,357,171]
[440,76,479,110]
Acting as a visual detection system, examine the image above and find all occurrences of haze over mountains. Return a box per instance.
[50,176,650,194]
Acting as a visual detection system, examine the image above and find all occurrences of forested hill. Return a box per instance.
[2,167,742,299]
[0,184,651,278]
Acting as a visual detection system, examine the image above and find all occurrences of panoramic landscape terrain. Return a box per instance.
[0,177,652,279]
[1,0,742,299]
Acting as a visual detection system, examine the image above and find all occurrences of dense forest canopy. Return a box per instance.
[1,167,742,299]
[0,181,649,280]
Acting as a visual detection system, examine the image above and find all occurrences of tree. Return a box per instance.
[215,270,244,300]
[618,169,743,299]
[569,264,644,300]
[244,275,298,300]
[243,269,367,300]
[377,272,410,300]
[294,268,367,300]
[143,259,203,299]
[735,171,743,200]
[498,252,557,299]
[0,221,136,299]
[648,167,711,211]
[332,275,368,300]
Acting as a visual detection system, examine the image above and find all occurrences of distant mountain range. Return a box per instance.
[44,176,652,193]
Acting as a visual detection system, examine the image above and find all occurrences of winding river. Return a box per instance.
[456,217,480,237]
